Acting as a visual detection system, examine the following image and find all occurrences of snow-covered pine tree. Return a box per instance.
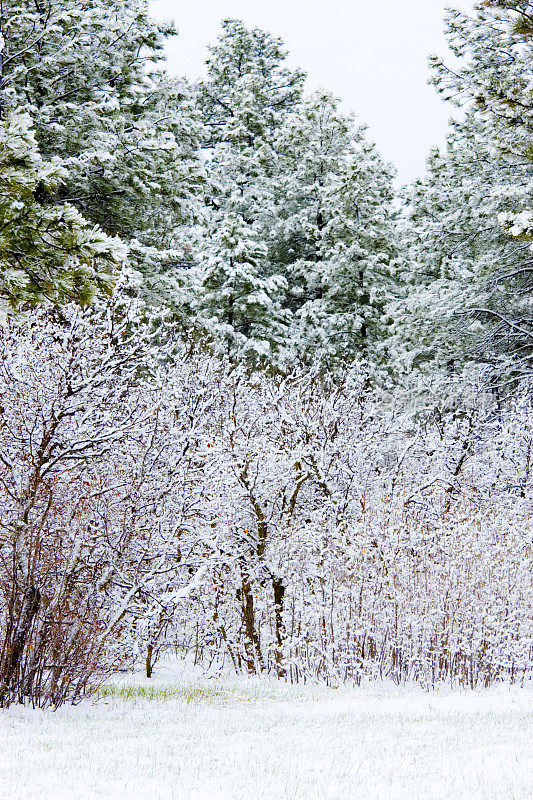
[0,111,125,320]
[430,1,532,158]
[194,210,289,363]
[270,92,398,372]
[191,20,306,364]
[432,0,532,248]
[0,0,205,305]
[195,25,399,373]
[404,1,533,387]
[392,115,516,380]
[198,18,305,150]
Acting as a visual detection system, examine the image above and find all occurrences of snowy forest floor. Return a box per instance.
[1,656,531,800]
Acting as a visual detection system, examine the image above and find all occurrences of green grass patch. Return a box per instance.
[98,680,284,705]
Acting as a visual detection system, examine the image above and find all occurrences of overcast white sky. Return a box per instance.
[150,0,473,183]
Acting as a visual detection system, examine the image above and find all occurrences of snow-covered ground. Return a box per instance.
[1,657,531,800]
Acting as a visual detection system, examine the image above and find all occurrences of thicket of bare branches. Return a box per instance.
[1,302,531,707]
[167,374,533,687]
[0,301,211,706]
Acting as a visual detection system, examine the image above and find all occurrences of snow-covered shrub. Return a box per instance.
[1,301,531,704]
[0,299,214,706]
[166,375,533,687]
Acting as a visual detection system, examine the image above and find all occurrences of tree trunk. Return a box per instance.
[272,577,286,677]
[146,643,154,678]
[1,586,41,700]
[241,576,263,674]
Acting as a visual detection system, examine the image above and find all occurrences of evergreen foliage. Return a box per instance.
[0,0,205,303]
[1,0,531,383]
[192,23,398,370]
[396,1,533,388]
[271,92,398,370]
[190,20,305,364]
[0,111,124,320]
[198,18,306,149]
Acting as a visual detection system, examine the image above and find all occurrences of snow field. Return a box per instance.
[0,666,531,800]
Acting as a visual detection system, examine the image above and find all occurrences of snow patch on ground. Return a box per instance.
[1,656,531,800]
